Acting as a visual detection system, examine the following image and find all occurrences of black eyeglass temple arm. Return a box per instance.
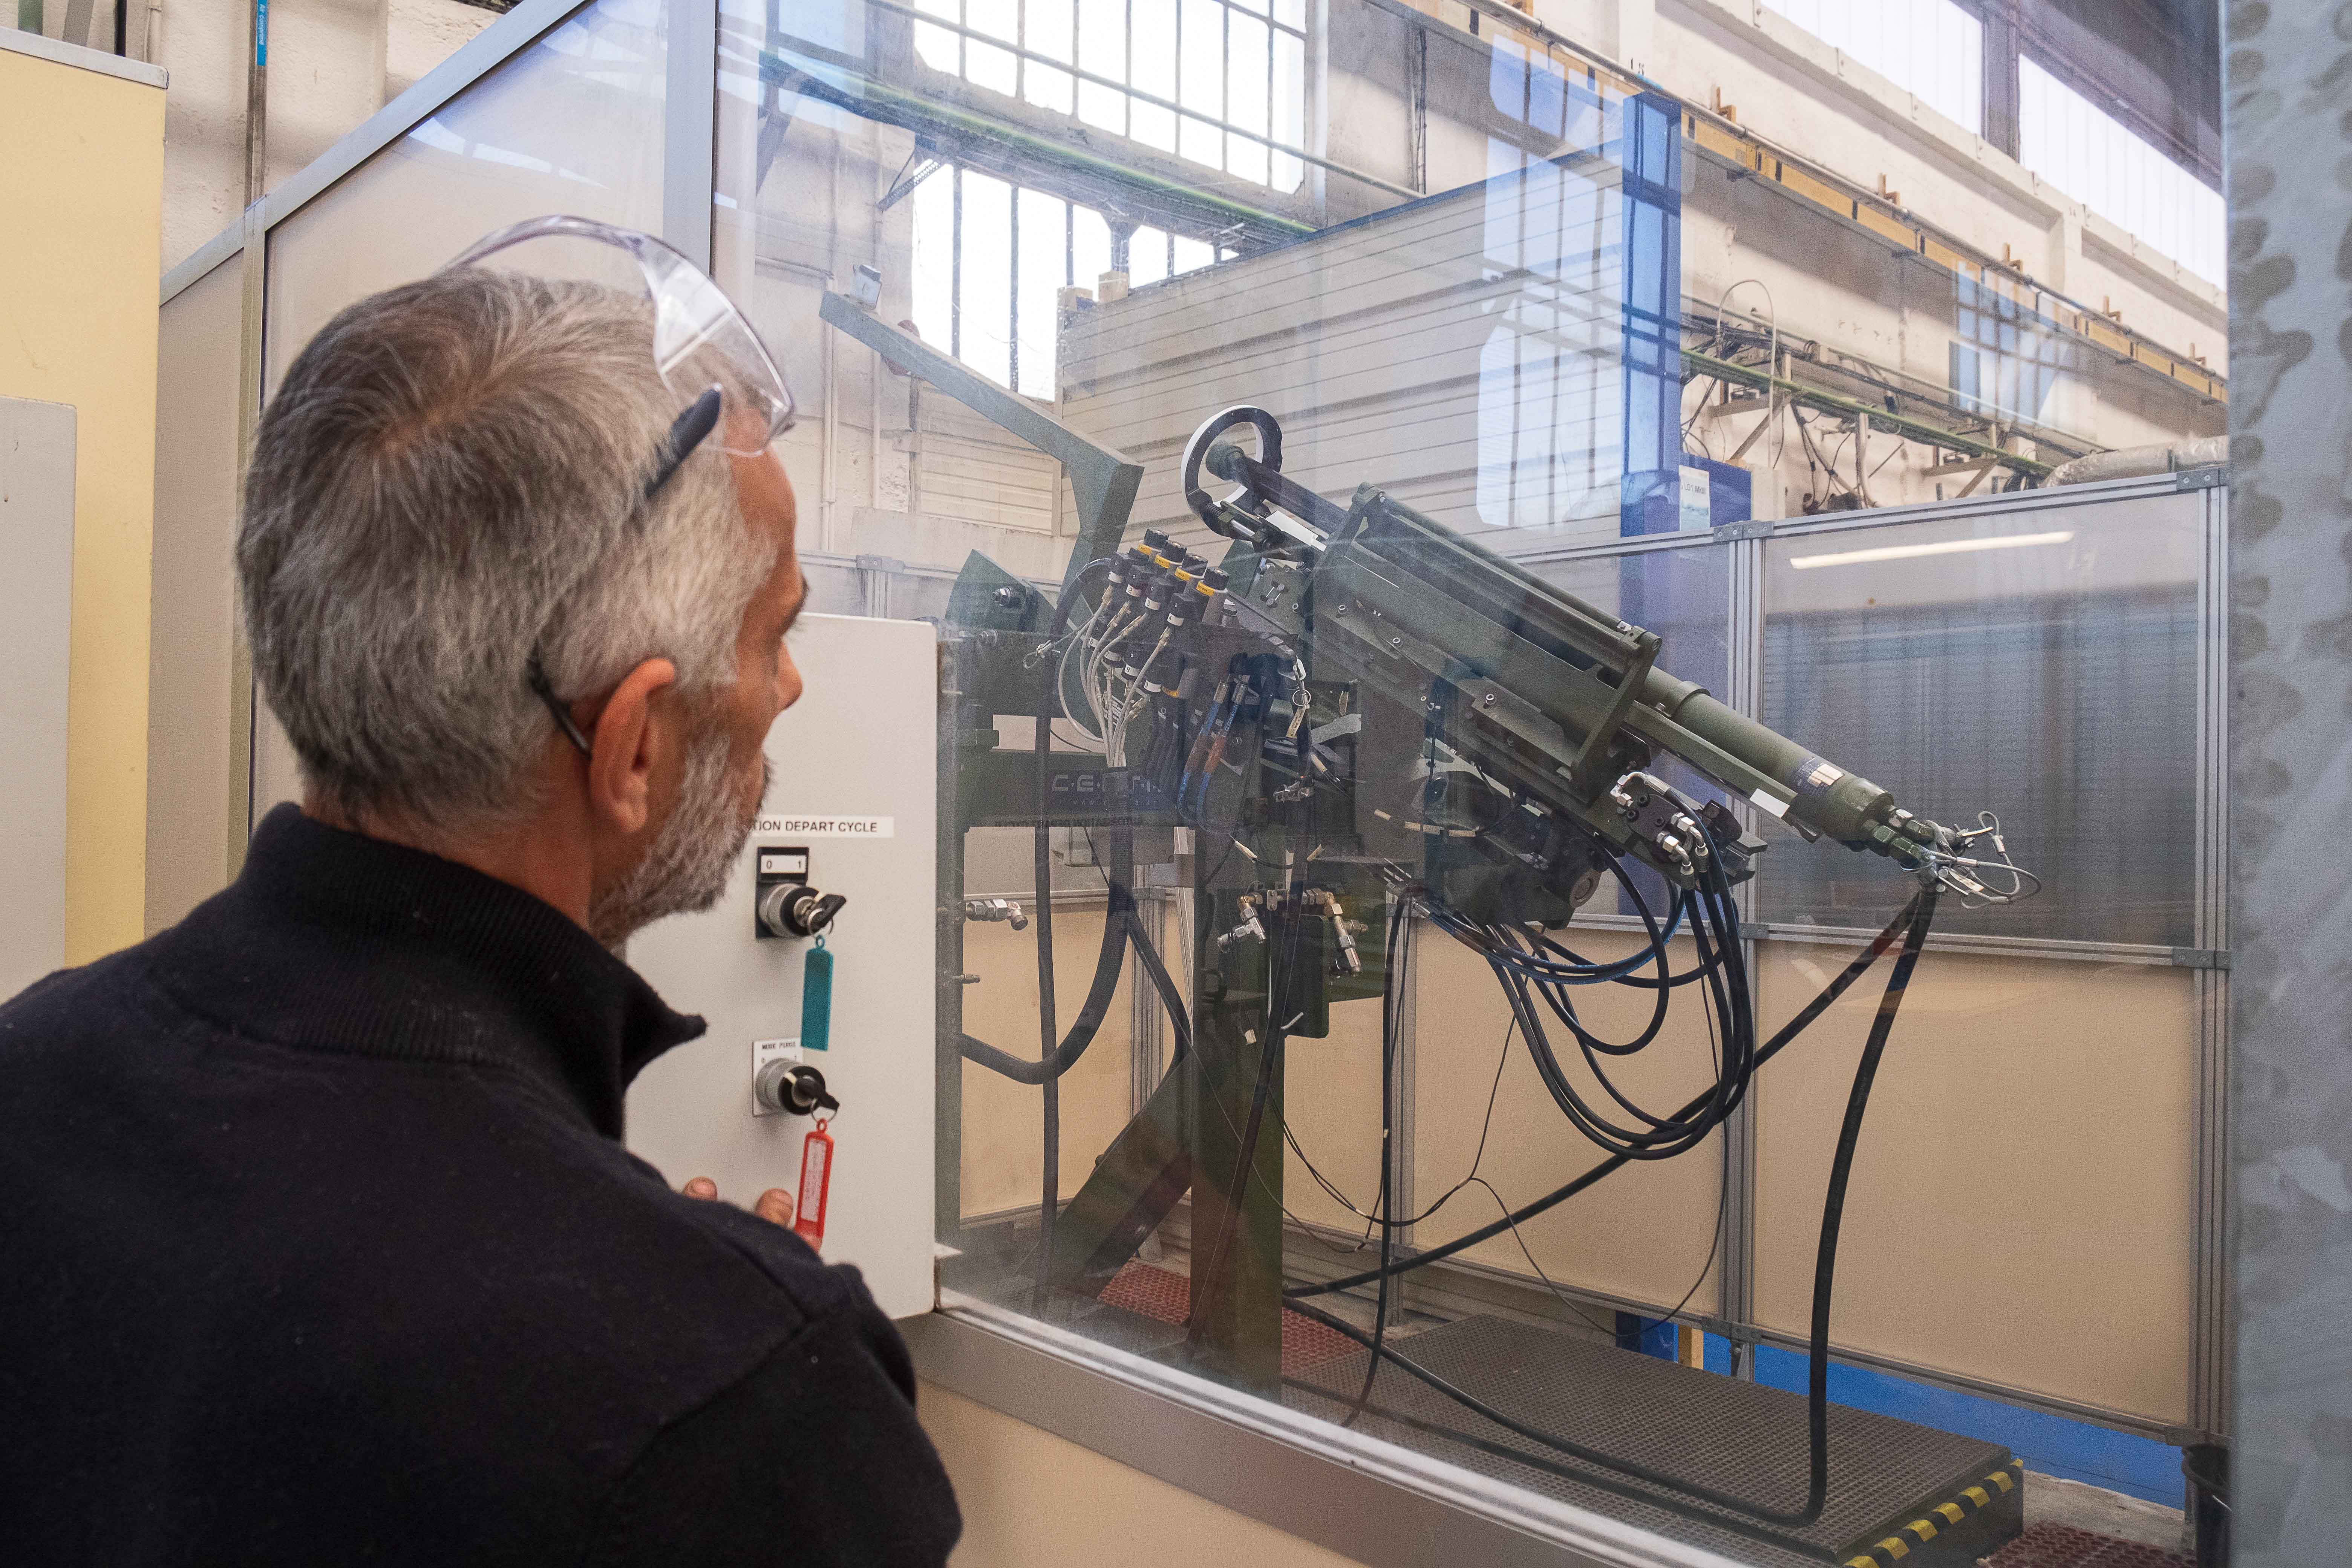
[531,385,724,756]
[643,385,724,502]
[528,652,594,755]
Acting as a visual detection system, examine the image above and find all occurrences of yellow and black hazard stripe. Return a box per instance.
[1840,1459,2025,1566]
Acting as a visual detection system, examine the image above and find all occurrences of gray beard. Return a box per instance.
[588,732,768,946]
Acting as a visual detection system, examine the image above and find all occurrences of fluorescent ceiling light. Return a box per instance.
[1787,530,2075,570]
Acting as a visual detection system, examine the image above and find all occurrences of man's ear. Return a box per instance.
[585,657,679,836]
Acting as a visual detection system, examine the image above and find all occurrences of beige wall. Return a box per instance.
[1409,928,1729,1315]
[959,909,1142,1216]
[0,46,166,965]
[919,1381,1366,1568]
[1752,945,2199,1422]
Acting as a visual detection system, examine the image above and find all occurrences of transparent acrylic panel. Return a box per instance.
[810,0,2237,1549]
[715,0,1680,585]
[1406,925,1728,1317]
[251,0,671,824]
[1758,493,2204,946]
[266,0,669,392]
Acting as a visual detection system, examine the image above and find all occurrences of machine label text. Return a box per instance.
[756,815,894,839]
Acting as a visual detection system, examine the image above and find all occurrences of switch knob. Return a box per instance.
[758,884,847,939]
[753,1060,838,1118]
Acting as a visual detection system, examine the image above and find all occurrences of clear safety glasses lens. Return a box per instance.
[440,215,794,456]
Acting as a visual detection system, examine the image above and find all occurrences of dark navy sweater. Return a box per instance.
[0,806,960,1565]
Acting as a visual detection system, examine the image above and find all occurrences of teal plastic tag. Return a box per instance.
[801,936,833,1052]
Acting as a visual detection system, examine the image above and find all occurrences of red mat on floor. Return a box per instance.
[1982,1524,2189,1568]
[1097,1261,1359,1374]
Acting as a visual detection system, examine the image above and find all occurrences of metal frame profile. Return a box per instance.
[908,1300,1753,1568]
[0,23,166,86]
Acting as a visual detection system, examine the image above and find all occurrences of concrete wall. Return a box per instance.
[0,40,166,965]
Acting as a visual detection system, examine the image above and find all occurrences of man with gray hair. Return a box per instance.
[0,249,961,1562]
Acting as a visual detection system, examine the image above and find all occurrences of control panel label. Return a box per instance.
[755,815,894,839]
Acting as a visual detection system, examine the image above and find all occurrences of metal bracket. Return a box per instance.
[2170,947,2233,970]
[1713,518,1775,542]
[1736,921,1769,941]
[2175,464,2230,492]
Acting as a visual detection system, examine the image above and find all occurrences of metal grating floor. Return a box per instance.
[1097,1261,1361,1373]
[1982,1525,2190,1568]
[1283,1314,2018,1565]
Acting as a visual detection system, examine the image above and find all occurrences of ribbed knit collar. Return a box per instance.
[159,806,706,1139]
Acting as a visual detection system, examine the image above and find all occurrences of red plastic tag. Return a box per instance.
[795,1119,834,1250]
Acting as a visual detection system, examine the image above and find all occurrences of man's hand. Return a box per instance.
[681,1176,795,1229]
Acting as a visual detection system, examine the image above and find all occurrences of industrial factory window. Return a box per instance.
[909,168,1224,397]
[1948,277,2071,425]
[2018,56,2225,288]
[911,0,1311,191]
[1759,0,1986,136]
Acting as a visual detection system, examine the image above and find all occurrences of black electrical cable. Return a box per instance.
[1288,888,1938,1534]
[1469,851,1751,1164]
[1283,981,1516,1240]
[1290,893,1923,1300]
[954,571,1196,1087]
[1033,559,1112,1312]
[1279,1351,1822,1562]
[1125,906,1193,1066]
[1786,885,1937,1521]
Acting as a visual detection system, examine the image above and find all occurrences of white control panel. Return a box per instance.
[626,614,938,1319]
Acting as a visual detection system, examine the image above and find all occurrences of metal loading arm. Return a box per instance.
[1184,407,1961,884]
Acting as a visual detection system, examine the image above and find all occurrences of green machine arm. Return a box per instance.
[1181,406,2022,901]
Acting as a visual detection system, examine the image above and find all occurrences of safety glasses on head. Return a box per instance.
[441,214,795,462]
[442,216,795,755]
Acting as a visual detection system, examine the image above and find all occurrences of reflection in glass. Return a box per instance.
[266,0,669,392]
[251,0,671,821]
[684,0,2226,1548]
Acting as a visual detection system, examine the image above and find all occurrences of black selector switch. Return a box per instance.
[760,884,847,939]
[753,846,847,939]
[753,1061,839,1117]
